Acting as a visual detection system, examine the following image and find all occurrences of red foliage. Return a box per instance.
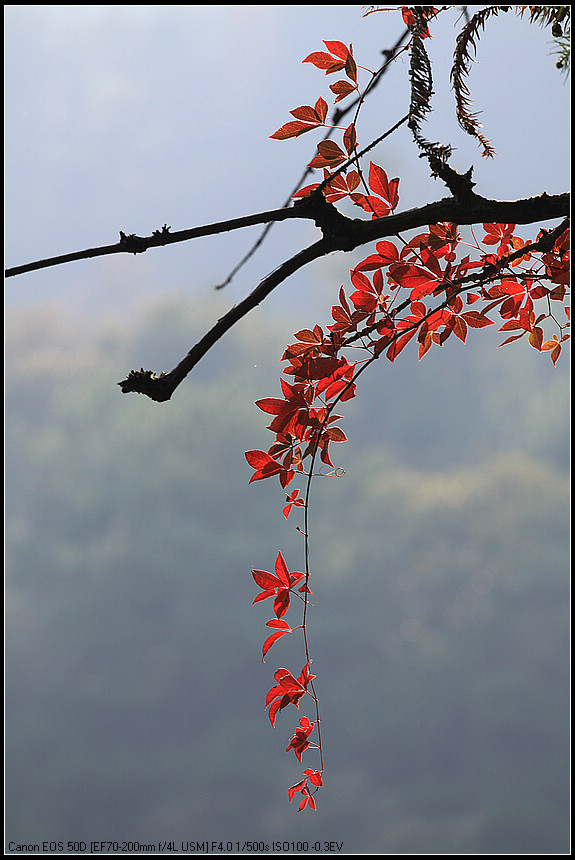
[248,15,569,811]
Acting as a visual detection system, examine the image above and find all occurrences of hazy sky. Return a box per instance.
[5,5,570,328]
[4,10,570,848]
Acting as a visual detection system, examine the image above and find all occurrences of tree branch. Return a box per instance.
[115,188,568,401]
[4,208,302,278]
[342,190,570,248]
[117,237,331,402]
[6,180,569,402]
[6,189,568,279]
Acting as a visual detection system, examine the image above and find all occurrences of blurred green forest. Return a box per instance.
[5,292,570,853]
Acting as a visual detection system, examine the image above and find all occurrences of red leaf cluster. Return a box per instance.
[252,551,308,623]
[250,31,570,813]
[265,662,316,728]
[288,768,323,812]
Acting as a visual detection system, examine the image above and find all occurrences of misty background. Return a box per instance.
[5,5,570,854]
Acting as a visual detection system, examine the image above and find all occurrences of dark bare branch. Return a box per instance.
[115,187,569,401]
[117,237,331,402]
[6,186,568,279]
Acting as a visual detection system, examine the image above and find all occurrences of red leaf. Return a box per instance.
[262,619,292,662]
[353,193,392,218]
[252,552,303,619]
[286,716,316,761]
[245,449,284,483]
[302,51,345,74]
[245,449,275,469]
[345,51,358,84]
[305,768,323,787]
[308,140,347,170]
[386,326,417,362]
[461,310,495,328]
[291,182,320,200]
[323,40,350,61]
[368,162,400,210]
[288,778,307,803]
[270,120,319,141]
[343,123,357,155]
[283,488,305,519]
[482,223,515,246]
[528,326,544,350]
[330,79,356,102]
[274,551,291,587]
[452,316,468,343]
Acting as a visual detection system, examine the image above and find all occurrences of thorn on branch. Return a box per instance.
[117,367,174,402]
[427,154,475,202]
[119,231,148,254]
[152,224,171,238]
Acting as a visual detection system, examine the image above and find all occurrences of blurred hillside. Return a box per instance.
[5,292,570,853]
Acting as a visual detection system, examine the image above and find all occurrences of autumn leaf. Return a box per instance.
[286,716,316,761]
[330,79,356,102]
[283,488,305,519]
[308,139,347,170]
[270,98,329,140]
[303,40,352,76]
[265,662,315,727]
[369,162,398,203]
[252,551,305,619]
[245,449,286,483]
[256,378,311,438]
[461,310,495,328]
[482,223,515,248]
[262,619,293,662]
